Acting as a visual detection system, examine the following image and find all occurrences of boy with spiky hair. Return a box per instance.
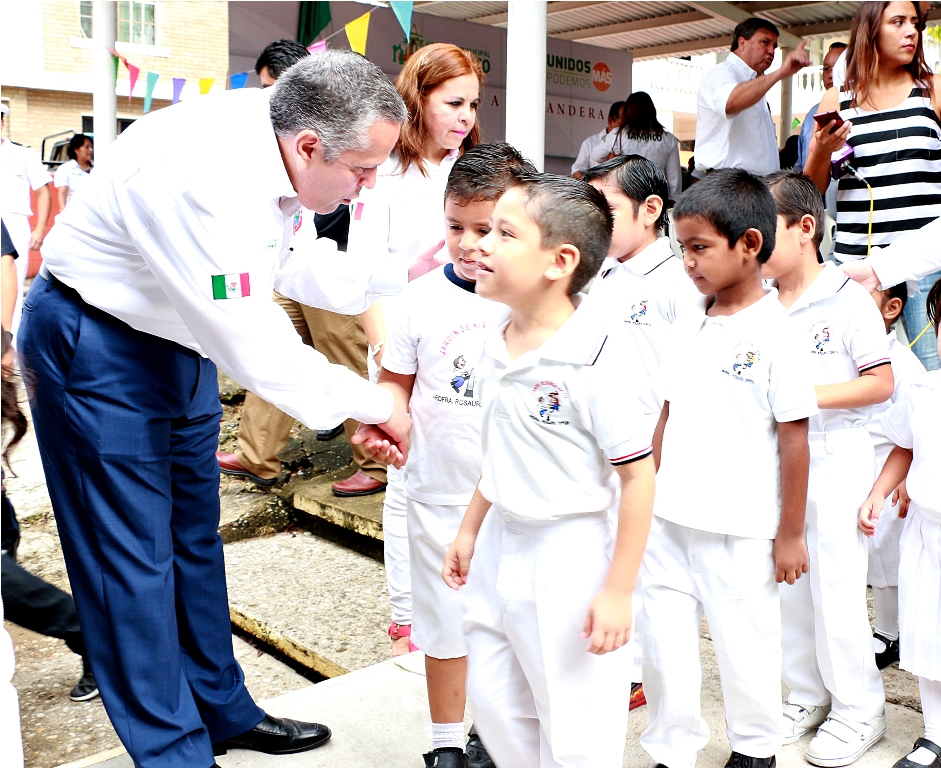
[443,173,656,767]
[363,142,534,768]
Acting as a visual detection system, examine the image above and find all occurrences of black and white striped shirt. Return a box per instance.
[835,85,941,261]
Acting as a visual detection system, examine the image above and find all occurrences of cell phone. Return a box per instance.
[813,110,845,133]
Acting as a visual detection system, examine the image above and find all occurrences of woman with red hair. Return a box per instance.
[346,42,488,767]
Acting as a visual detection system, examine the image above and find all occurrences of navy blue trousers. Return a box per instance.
[18,276,263,768]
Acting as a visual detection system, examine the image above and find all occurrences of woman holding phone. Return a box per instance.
[805,0,941,369]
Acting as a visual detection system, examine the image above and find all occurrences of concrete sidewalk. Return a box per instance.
[61,641,924,768]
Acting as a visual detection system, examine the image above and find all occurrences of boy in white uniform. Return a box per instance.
[641,169,818,768]
[859,280,941,768]
[442,173,656,768]
[376,142,533,767]
[762,170,893,767]
[864,283,926,671]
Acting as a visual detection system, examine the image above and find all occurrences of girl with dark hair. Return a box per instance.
[53,133,93,209]
[593,92,682,201]
[806,0,941,370]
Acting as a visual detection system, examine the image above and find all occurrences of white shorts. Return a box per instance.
[407,497,468,659]
[898,506,941,682]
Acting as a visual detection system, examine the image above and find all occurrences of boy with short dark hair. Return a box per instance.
[641,169,818,768]
[443,173,656,767]
[373,142,535,767]
[762,169,893,767]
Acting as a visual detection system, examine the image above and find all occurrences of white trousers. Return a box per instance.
[407,497,468,659]
[464,509,631,768]
[780,429,885,722]
[867,445,903,590]
[898,508,941,682]
[383,466,412,626]
[640,517,783,768]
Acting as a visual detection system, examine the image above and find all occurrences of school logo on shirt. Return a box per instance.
[211,273,251,300]
[292,210,302,234]
[809,320,837,355]
[432,353,482,407]
[721,343,760,384]
[530,381,570,425]
[627,299,652,326]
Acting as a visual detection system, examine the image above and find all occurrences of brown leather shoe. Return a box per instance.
[216,451,277,487]
[331,470,387,497]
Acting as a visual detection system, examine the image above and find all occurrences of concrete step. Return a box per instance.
[60,638,926,768]
[288,472,385,541]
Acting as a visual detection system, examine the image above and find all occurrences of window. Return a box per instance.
[118,2,155,46]
[81,116,137,135]
[80,1,92,38]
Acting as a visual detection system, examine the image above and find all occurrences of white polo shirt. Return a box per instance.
[572,129,608,174]
[867,330,925,459]
[40,87,403,431]
[881,370,941,524]
[0,137,52,255]
[53,159,92,206]
[695,52,780,176]
[383,263,510,506]
[656,290,819,539]
[477,302,653,520]
[782,263,892,433]
[584,237,700,427]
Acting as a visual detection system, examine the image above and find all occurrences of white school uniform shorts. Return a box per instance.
[639,517,783,768]
[463,508,632,768]
[780,428,885,722]
[407,497,468,659]
[383,466,412,626]
[898,507,941,681]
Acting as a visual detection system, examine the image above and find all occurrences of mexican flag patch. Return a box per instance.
[212,273,251,299]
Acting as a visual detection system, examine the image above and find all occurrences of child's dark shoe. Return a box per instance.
[423,747,467,767]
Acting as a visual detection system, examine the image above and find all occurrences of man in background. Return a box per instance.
[571,100,624,179]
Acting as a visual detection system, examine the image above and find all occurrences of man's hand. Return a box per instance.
[583,588,632,655]
[408,239,446,282]
[859,492,885,537]
[841,259,881,291]
[28,227,44,251]
[780,40,811,78]
[772,532,809,585]
[892,480,911,519]
[442,530,476,590]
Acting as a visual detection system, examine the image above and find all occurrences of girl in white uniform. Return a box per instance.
[346,43,482,656]
[53,134,93,210]
[859,279,941,768]
[763,171,892,767]
[864,284,926,670]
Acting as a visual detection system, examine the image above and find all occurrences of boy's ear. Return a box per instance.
[546,243,580,286]
[883,296,904,323]
[799,213,817,243]
[740,227,764,258]
[643,195,664,227]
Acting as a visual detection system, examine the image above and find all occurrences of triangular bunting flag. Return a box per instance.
[144,71,159,113]
[307,39,327,54]
[344,12,370,55]
[230,72,249,90]
[199,77,214,95]
[127,62,140,101]
[172,77,186,104]
[389,1,413,41]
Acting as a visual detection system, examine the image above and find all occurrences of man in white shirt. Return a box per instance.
[0,104,52,340]
[571,100,624,178]
[17,51,410,768]
[695,19,809,177]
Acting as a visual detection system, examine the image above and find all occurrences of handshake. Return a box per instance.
[351,399,412,469]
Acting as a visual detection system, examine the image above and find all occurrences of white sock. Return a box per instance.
[431,721,465,752]
[909,677,941,765]
[873,586,900,646]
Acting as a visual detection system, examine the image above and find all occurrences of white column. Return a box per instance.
[779,47,793,149]
[505,0,547,171]
[93,1,117,148]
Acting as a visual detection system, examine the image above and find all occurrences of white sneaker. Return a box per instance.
[805,711,887,767]
[782,700,830,745]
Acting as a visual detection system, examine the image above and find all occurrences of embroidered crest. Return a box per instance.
[721,342,760,383]
[530,381,570,425]
[292,209,302,234]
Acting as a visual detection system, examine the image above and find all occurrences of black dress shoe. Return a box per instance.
[423,747,467,767]
[69,660,99,701]
[212,714,331,755]
[725,753,776,768]
[893,738,941,768]
[317,424,345,441]
[466,726,494,768]
[874,632,901,669]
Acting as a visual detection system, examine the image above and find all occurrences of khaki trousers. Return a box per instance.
[236,293,386,483]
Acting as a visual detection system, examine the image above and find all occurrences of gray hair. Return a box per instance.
[269,50,407,163]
